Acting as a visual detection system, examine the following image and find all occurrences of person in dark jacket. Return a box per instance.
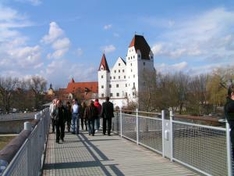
[101,97,114,136]
[224,84,234,161]
[53,99,66,143]
[80,101,87,131]
[65,101,72,132]
[84,100,98,136]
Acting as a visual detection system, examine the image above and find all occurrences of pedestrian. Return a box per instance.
[94,99,102,132]
[49,98,57,133]
[53,99,66,143]
[80,101,87,131]
[101,96,114,136]
[65,101,72,132]
[84,100,98,136]
[71,98,79,134]
[224,84,234,162]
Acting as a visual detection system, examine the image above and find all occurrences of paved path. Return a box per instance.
[42,131,202,176]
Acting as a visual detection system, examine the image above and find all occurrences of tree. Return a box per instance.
[207,67,234,113]
[26,76,47,110]
[0,77,19,113]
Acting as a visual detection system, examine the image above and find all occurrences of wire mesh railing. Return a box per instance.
[0,108,50,176]
[113,109,232,176]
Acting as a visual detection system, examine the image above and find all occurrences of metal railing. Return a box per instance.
[0,108,50,176]
[112,109,232,176]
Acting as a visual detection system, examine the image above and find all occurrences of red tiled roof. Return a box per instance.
[98,53,110,72]
[66,80,98,94]
[129,34,151,60]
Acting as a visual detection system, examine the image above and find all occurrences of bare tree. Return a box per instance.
[0,77,19,113]
[26,76,47,110]
[138,69,157,111]
[187,74,209,115]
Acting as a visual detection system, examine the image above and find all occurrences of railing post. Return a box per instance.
[226,120,232,176]
[162,110,165,158]
[24,121,32,130]
[120,107,123,137]
[136,108,139,145]
[169,110,173,162]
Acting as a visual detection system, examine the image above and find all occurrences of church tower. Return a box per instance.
[98,53,110,98]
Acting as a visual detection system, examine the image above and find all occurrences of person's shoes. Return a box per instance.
[108,134,111,136]
[56,140,59,143]
[61,139,64,142]
[103,133,106,135]
[72,132,75,134]
[92,134,94,136]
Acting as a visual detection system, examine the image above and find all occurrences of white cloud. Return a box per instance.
[15,0,42,6]
[104,24,112,30]
[101,44,116,53]
[152,8,234,60]
[41,22,64,44]
[155,62,188,74]
[42,22,71,59]
[75,48,83,57]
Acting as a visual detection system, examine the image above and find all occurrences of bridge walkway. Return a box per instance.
[42,130,201,176]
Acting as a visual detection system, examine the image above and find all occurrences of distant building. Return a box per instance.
[47,84,55,96]
[98,34,155,108]
[56,34,155,107]
[58,78,98,103]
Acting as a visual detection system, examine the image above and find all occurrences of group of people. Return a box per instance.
[49,96,114,143]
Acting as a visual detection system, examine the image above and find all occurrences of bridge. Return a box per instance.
[0,109,232,176]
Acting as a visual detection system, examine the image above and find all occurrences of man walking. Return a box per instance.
[101,97,114,136]
[72,99,79,134]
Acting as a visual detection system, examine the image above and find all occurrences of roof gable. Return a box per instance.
[98,53,110,72]
[129,35,151,60]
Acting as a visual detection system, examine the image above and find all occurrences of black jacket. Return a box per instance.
[224,98,234,121]
[101,101,114,119]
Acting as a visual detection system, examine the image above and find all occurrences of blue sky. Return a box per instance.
[0,0,234,89]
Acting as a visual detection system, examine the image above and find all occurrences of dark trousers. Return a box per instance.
[81,118,87,130]
[103,118,112,135]
[228,120,234,161]
[51,118,56,132]
[88,119,95,135]
[56,122,65,142]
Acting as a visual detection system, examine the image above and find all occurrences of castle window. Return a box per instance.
[110,93,113,97]
[122,69,124,72]
[118,76,120,79]
[109,84,112,88]
[101,75,103,78]
[116,93,119,97]
[116,84,119,88]
[110,76,112,79]
[143,62,145,66]
[114,70,116,73]
[118,70,120,73]
[125,84,127,87]
[133,75,135,78]
[124,76,126,79]
[138,54,141,58]
[101,85,104,89]
[113,76,115,79]
[101,93,104,97]
[118,63,120,66]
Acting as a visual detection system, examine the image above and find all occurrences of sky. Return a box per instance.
[0,0,234,89]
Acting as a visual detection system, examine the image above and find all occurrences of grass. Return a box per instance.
[0,136,16,150]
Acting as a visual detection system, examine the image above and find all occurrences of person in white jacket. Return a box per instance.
[49,98,57,133]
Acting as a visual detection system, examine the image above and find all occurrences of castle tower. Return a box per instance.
[98,53,110,98]
[126,35,154,102]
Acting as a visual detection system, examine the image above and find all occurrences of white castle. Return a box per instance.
[97,34,155,108]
